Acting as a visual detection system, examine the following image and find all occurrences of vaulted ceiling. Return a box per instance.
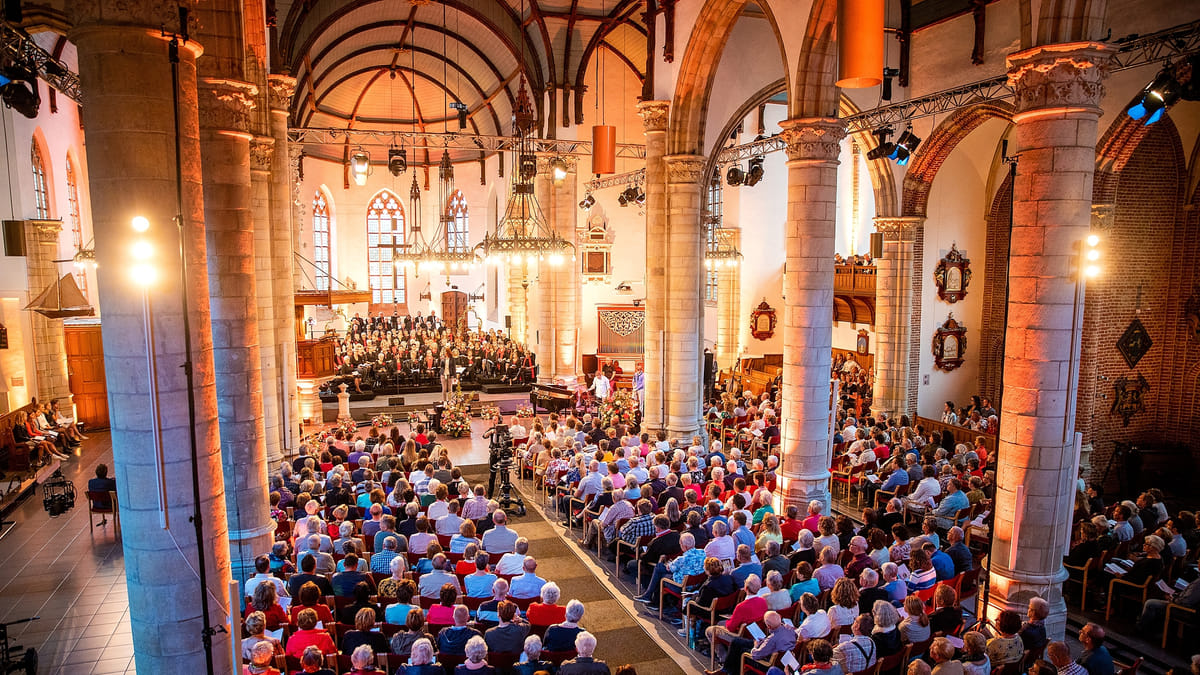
[277,0,648,151]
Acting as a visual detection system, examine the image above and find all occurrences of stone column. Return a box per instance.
[989,42,1112,639]
[777,118,844,514]
[198,78,274,588]
[638,101,670,431]
[23,220,72,405]
[550,156,579,378]
[663,154,706,439]
[715,228,742,370]
[250,136,282,465]
[269,75,300,452]
[507,261,529,345]
[68,10,232,672]
[870,216,923,419]
[531,160,553,373]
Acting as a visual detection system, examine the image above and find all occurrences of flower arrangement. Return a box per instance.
[515,403,535,419]
[338,419,359,437]
[599,388,639,429]
[441,387,473,438]
[480,404,502,422]
[371,413,393,429]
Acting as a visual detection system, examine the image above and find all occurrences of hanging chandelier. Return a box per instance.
[477,78,574,266]
[418,148,478,273]
[393,171,428,269]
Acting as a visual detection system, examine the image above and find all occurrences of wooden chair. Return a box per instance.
[1162,602,1198,649]
[873,645,910,675]
[86,489,120,535]
[540,649,577,665]
[955,567,982,617]
[659,572,707,619]
[487,650,521,671]
[439,653,466,674]
[1115,657,1142,675]
[740,650,781,675]
[684,590,740,669]
[1062,556,1099,612]
[1105,573,1154,622]
[615,534,653,593]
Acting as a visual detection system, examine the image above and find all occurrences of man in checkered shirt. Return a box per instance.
[832,615,877,673]
[614,499,657,557]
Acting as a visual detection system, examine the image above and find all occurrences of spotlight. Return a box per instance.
[1127,66,1181,126]
[0,78,38,119]
[1082,233,1102,279]
[889,127,922,166]
[726,165,745,186]
[450,101,468,129]
[635,188,646,206]
[388,147,407,177]
[349,147,371,186]
[881,68,900,101]
[579,194,595,210]
[550,157,568,182]
[41,469,76,517]
[744,157,764,187]
[619,186,639,207]
[866,128,894,161]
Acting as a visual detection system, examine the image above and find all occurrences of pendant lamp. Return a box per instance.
[836,0,884,88]
[592,124,616,175]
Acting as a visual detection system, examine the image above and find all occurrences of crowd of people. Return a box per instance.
[242,425,637,675]
[324,312,537,395]
[938,396,999,436]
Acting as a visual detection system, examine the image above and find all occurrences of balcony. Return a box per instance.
[834,264,876,327]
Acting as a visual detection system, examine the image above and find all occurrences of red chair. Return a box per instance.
[487,651,521,670]
[540,650,577,666]
[658,572,707,620]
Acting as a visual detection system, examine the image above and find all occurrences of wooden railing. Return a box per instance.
[915,416,998,459]
[834,264,876,295]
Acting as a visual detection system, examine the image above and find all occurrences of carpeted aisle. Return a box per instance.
[457,464,688,674]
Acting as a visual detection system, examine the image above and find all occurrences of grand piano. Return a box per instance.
[531,383,576,414]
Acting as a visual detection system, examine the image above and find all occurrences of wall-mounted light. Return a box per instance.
[550,156,569,182]
[1083,234,1102,279]
[349,147,371,186]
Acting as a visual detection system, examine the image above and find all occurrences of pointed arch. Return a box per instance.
[366,189,407,307]
[312,188,333,291]
[65,154,86,298]
[30,134,51,219]
[444,188,469,253]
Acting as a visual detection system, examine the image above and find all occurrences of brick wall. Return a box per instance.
[1079,121,1191,489]
[980,172,1013,402]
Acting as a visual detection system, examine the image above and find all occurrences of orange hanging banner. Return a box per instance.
[836,0,885,89]
[591,125,617,175]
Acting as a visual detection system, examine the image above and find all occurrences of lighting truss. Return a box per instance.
[584,168,645,192]
[289,127,646,160]
[0,22,81,102]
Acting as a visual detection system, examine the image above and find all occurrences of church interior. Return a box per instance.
[0,0,1197,673]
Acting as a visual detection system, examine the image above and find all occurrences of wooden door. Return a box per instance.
[65,324,109,430]
[441,291,468,333]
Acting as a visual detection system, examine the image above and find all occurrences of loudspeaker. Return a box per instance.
[504,315,512,329]
[704,351,715,383]
[388,397,405,406]
[3,221,26,257]
[870,232,884,259]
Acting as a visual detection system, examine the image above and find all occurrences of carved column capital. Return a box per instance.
[251,136,275,173]
[873,216,924,242]
[26,219,62,243]
[663,154,705,184]
[536,153,578,175]
[267,74,296,112]
[1091,203,1115,231]
[198,78,258,134]
[69,0,197,31]
[779,118,845,162]
[1006,42,1114,116]
[637,100,671,133]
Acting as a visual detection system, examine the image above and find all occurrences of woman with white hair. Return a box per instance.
[240,611,281,662]
[397,637,442,675]
[528,581,566,626]
[543,599,586,651]
[455,636,493,673]
[871,600,904,656]
[347,643,379,674]
[243,640,277,675]
[512,636,554,675]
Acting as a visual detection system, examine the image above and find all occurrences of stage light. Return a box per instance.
[635,188,646,206]
[349,148,371,186]
[744,157,765,187]
[1082,233,1102,280]
[1127,66,1181,126]
[387,147,407,176]
[889,127,921,166]
[579,194,595,210]
[131,216,150,233]
[866,127,894,161]
[726,165,745,186]
[550,157,568,182]
[619,186,638,207]
[131,240,153,260]
[450,101,468,129]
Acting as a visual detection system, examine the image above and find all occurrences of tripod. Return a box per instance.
[493,457,526,516]
[0,617,38,674]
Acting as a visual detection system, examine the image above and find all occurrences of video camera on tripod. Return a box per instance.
[486,423,525,516]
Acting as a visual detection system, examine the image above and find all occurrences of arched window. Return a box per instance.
[312,191,332,291]
[65,157,86,298]
[367,190,406,306]
[31,143,49,219]
[704,171,722,304]
[445,189,469,253]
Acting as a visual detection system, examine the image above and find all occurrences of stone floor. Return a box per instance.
[0,433,132,675]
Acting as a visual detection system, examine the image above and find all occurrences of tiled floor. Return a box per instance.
[0,432,132,675]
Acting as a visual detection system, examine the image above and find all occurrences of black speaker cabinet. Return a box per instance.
[870,232,884,259]
[3,220,26,257]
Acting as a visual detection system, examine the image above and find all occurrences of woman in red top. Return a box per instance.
[289,581,334,626]
[526,582,566,626]
[285,608,337,659]
[244,583,289,630]
[427,583,458,625]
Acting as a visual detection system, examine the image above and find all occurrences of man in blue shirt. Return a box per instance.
[730,512,757,550]
[923,542,955,581]
[933,478,970,531]
[1076,623,1114,675]
[945,526,973,574]
[509,557,547,599]
[731,545,762,588]
[862,456,908,505]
